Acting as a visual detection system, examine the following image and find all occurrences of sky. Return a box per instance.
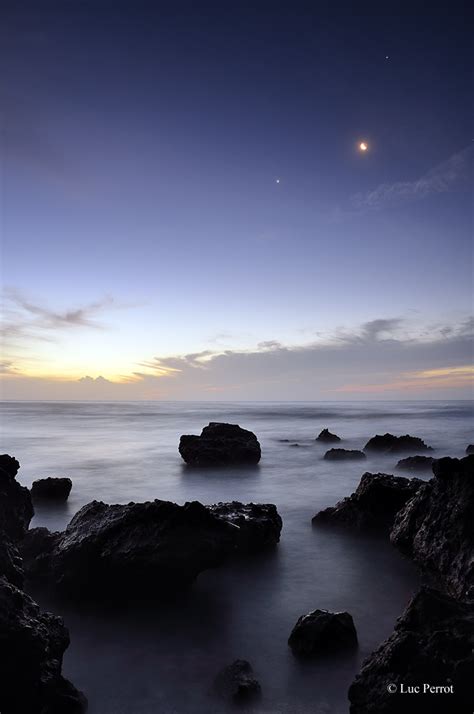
[1,0,472,400]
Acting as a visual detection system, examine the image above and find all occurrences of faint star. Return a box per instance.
[276,178,280,183]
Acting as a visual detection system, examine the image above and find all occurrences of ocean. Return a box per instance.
[1,400,472,713]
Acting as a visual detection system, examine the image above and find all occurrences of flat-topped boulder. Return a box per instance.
[316,428,341,443]
[396,455,435,471]
[364,433,432,454]
[23,498,282,597]
[288,609,357,657]
[391,455,474,600]
[179,422,261,466]
[324,448,366,461]
[349,588,473,714]
[313,473,423,533]
[31,476,72,501]
[213,660,261,703]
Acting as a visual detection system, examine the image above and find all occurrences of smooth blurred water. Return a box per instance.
[1,400,472,714]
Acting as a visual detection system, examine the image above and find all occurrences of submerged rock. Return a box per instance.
[0,454,34,540]
[0,576,87,714]
[179,422,261,466]
[316,428,341,443]
[348,588,474,714]
[288,609,357,657]
[24,499,282,597]
[364,433,432,454]
[391,455,474,600]
[31,477,72,502]
[313,473,423,533]
[396,455,435,471]
[213,660,261,703]
[324,448,366,461]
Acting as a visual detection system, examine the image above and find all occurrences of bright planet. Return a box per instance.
[359,141,368,151]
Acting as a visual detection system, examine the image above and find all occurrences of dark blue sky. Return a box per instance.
[2,1,472,398]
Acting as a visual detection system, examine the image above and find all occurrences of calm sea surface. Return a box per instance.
[1,400,472,714]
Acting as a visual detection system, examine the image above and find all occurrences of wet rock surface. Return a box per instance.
[391,455,474,600]
[396,455,435,471]
[364,433,432,454]
[213,659,261,703]
[324,448,366,461]
[316,428,341,443]
[179,422,261,466]
[313,473,423,533]
[31,477,72,501]
[348,588,474,714]
[209,501,282,552]
[288,609,357,657]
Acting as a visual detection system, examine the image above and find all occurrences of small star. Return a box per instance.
[385,55,389,60]
[276,178,280,184]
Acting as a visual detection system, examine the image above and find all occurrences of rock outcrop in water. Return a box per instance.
[316,428,341,443]
[391,455,474,600]
[324,448,366,461]
[364,433,432,454]
[179,422,261,466]
[395,455,435,471]
[348,588,473,714]
[31,477,72,501]
[0,455,86,714]
[466,444,474,454]
[288,609,357,657]
[213,660,261,703]
[313,473,423,533]
[23,499,282,597]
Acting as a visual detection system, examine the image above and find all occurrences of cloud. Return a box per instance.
[350,145,473,212]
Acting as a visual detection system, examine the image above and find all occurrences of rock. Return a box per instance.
[179,422,261,466]
[0,539,24,589]
[0,454,34,540]
[22,527,62,579]
[324,449,366,461]
[0,576,87,714]
[316,428,341,443]
[313,473,423,533]
[24,499,282,597]
[289,443,300,447]
[364,433,432,454]
[391,455,474,600]
[396,455,435,471]
[466,444,474,454]
[348,588,473,714]
[288,609,357,657]
[31,477,72,501]
[213,660,261,703]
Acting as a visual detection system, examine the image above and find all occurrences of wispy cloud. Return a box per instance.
[350,145,473,212]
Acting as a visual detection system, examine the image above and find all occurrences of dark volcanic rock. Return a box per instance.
[213,660,261,703]
[316,428,341,443]
[24,499,282,597]
[348,588,474,714]
[0,454,34,540]
[0,539,24,589]
[22,527,62,579]
[364,433,432,454]
[0,576,87,714]
[179,422,261,466]
[31,477,72,502]
[396,455,435,471]
[466,444,474,454]
[324,448,366,461]
[313,473,423,533]
[288,609,357,657]
[391,455,474,600]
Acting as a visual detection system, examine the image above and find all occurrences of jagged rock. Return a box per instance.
[213,660,261,703]
[179,422,261,466]
[0,576,87,714]
[466,444,474,455]
[396,455,435,471]
[288,609,357,657]
[0,539,24,589]
[24,499,282,597]
[324,448,366,461]
[0,454,34,540]
[364,433,432,454]
[313,473,423,533]
[316,428,341,443]
[391,455,474,600]
[22,527,62,579]
[348,588,473,714]
[31,477,72,502]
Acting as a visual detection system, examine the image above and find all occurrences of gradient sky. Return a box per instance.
[1,1,472,400]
